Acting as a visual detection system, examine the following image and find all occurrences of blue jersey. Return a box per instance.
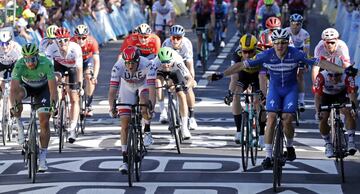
[214,2,228,20]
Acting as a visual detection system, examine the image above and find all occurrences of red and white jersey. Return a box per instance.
[162,37,193,63]
[0,41,22,66]
[313,70,356,95]
[314,40,351,68]
[110,56,157,89]
[39,38,56,53]
[45,42,83,68]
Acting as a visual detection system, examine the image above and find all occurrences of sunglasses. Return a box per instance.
[161,60,171,64]
[57,38,69,43]
[325,41,336,45]
[242,49,255,54]
[171,36,182,41]
[328,73,342,77]
[24,55,38,63]
[0,41,10,47]
[139,35,149,39]
[273,40,289,45]
[125,61,137,65]
[77,36,87,40]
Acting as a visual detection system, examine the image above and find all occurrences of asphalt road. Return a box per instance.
[1,1,360,193]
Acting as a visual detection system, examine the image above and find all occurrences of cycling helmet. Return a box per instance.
[240,33,257,51]
[158,47,174,63]
[22,43,39,56]
[122,46,140,62]
[259,30,273,48]
[289,13,304,23]
[46,25,58,39]
[271,29,290,41]
[55,27,70,38]
[264,0,274,5]
[138,23,152,35]
[74,24,89,36]
[265,17,281,30]
[0,30,12,43]
[169,25,185,36]
[321,28,339,40]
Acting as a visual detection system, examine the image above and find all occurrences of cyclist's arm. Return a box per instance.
[75,49,84,87]
[91,38,100,80]
[313,73,324,113]
[346,76,358,109]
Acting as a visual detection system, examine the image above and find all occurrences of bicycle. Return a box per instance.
[54,71,80,153]
[196,27,209,73]
[272,110,287,192]
[113,95,149,187]
[78,71,93,135]
[320,103,354,183]
[1,69,13,145]
[236,88,261,171]
[156,76,182,154]
[18,97,42,183]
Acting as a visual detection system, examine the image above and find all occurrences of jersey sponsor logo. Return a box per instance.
[124,71,144,80]
[55,58,76,66]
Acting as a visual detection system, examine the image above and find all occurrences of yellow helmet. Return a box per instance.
[22,9,35,19]
[240,34,257,51]
[46,25,58,39]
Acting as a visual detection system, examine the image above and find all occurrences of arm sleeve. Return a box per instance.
[313,73,324,95]
[76,47,83,68]
[110,63,122,88]
[243,51,267,68]
[91,37,100,54]
[11,61,22,80]
[46,59,55,80]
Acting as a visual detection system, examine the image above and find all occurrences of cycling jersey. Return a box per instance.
[244,47,317,113]
[0,41,22,66]
[232,46,261,73]
[70,35,99,60]
[45,41,83,68]
[152,0,175,31]
[285,27,310,50]
[39,38,55,53]
[12,55,55,88]
[162,37,193,63]
[214,2,229,20]
[314,40,350,67]
[313,70,356,95]
[192,1,214,27]
[119,33,161,59]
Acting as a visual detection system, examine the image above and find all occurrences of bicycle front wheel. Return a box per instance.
[127,125,135,187]
[169,98,181,154]
[273,123,284,192]
[135,130,142,181]
[58,100,66,153]
[79,93,87,135]
[30,121,38,183]
[250,115,259,166]
[335,121,345,183]
[1,97,9,145]
[241,112,249,171]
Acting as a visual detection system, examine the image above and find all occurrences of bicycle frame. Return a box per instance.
[273,111,285,192]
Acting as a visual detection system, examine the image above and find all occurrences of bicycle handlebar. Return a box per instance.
[320,103,354,111]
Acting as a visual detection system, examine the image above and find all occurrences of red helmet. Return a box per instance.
[265,17,281,30]
[258,30,273,49]
[122,46,140,62]
[55,27,70,38]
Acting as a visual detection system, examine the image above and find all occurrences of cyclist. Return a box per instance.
[213,0,229,48]
[312,28,351,83]
[10,43,57,172]
[226,34,267,147]
[152,0,176,41]
[209,29,345,169]
[39,25,58,53]
[257,0,281,31]
[154,47,195,139]
[71,24,100,117]
[313,61,358,157]
[160,25,197,129]
[191,0,216,67]
[108,46,156,173]
[119,23,161,61]
[257,29,273,50]
[45,27,83,144]
[285,13,310,111]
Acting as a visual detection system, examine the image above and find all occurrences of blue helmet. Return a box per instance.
[289,14,304,23]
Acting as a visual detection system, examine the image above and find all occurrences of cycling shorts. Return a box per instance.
[320,90,349,112]
[237,70,260,91]
[157,70,188,93]
[83,57,94,70]
[54,62,79,90]
[21,83,51,113]
[118,84,149,116]
[266,83,298,113]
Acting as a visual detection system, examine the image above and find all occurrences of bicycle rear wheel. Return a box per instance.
[127,125,135,187]
[273,123,284,192]
[135,130,142,181]
[169,99,181,154]
[30,121,38,183]
[241,112,249,171]
[251,115,259,166]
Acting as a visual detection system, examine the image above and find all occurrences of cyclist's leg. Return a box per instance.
[220,17,228,47]
[139,86,154,146]
[195,30,203,67]
[340,93,357,154]
[67,67,81,143]
[318,92,333,157]
[83,57,95,113]
[155,73,167,123]
[9,82,26,144]
[184,60,197,129]
[297,67,305,110]
[233,71,248,141]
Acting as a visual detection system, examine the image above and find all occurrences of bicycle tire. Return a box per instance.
[241,112,249,171]
[127,125,135,187]
[1,96,9,145]
[251,114,259,166]
[169,98,181,154]
[58,100,66,153]
[79,93,87,135]
[273,122,284,192]
[30,120,38,183]
[335,120,345,183]
[135,129,142,181]
[201,33,208,72]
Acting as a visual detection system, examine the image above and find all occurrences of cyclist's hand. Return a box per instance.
[208,72,224,81]
[109,108,118,118]
[79,88,85,96]
[50,100,58,117]
[224,90,233,106]
[10,106,21,118]
[345,65,358,77]
[233,7,238,14]
[90,77,98,84]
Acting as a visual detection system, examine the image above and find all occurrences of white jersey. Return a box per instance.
[45,42,83,68]
[110,56,157,89]
[314,39,350,67]
[152,0,175,30]
[39,38,55,53]
[162,37,193,63]
[0,41,22,66]
[285,27,310,49]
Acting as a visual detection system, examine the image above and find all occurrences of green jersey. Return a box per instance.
[12,55,55,88]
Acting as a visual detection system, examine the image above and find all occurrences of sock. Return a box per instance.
[70,121,77,131]
[322,134,331,144]
[144,124,150,132]
[159,100,165,112]
[347,129,355,142]
[189,107,194,118]
[182,117,189,130]
[259,121,266,135]
[234,114,242,132]
[40,148,48,156]
[298,93,305,104]
[121,145,127,153]
[86,95,93,107]
[265,144,273,158]
[286,137,293,147]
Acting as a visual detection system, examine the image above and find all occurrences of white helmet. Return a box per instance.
[0,30,12,43]
[170,25,185,36]
[271,29,290,41]
[138,23,152,35]
[321,28,339,40]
